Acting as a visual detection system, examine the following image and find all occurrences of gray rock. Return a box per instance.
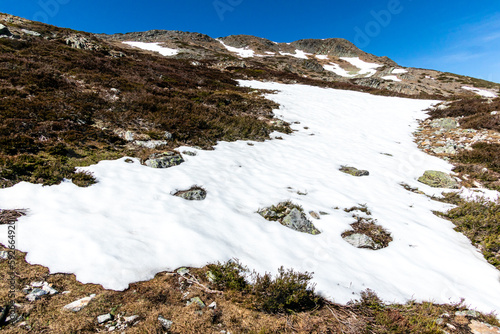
[282,208,320,235]
[430,118,459,130]
[208,301,217,309]
[432,145,457,155]
[0,24,11,37]
[145,152,184,168]
[97,313,113,324]
[309,211,320,220]
[124,131,134,141]
[158,315,173,330]
[339,166,369,177]
[455,310,479,318]
[0,251,8,260]
[124,315,139,323]
[175,188,207,201]
[164,131,173,140]
[26,288,47,302]
[63,294,96,312]
[41,283,58,295]
[65,35,101,51]
[177,267,189,275]
[343,233,381,250]
[182,150,197,156]
[418,170,460,189]
[187,297,205,308]
[134,140,168,149]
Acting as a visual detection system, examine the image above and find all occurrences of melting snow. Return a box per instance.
[1,81,499,314]
[279,50,311,59]
[381,75,402,82]
[217,40,255,58]
[340,57,383,77]
[316,55,329,60]
[122,41,178,56]
[323,63,356,78]
[462,86,498,98]
[392,68,408,74]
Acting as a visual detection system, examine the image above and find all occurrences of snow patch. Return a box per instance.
[340,57,383,77]
[122,41,178,56]
[462,86,498,98]
[315,55,329,60]
[217,40,255,58]
[1,81,499,314]
[323,63,356,78]
[381,75,402,82]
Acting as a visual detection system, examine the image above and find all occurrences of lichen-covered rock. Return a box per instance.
[343,233,381,250]
[187,297,205,308]
[174,187,207,200]
[339,166,369,177]
[145,152,184,168]
[418,170,459,189]
[158,315,173,330]
[430,117,459,130]
[282,208,320,235]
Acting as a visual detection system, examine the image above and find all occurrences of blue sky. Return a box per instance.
[3,0,500,83]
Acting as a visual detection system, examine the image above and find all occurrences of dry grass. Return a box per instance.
[0,210,26,225]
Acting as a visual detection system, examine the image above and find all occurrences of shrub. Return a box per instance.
[71,170,97,187]
[250,267,321,314]
[207,259,248,292]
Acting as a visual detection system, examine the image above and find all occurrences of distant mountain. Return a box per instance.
[102,30,500,98]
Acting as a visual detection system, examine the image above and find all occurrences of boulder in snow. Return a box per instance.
[418,170,459,189]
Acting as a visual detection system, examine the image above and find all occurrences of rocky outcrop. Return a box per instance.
[339,166,369,177]
[0,24,12,37]
[174,187,207,201]
[258,201,320,235]
[65,35,102,51]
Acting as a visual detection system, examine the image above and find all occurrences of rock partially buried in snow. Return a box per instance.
[342,233,381,250]
[282,208,320,235]
[418,170,459,189]
[174,187,207,201]
[145,152,184,168]
[63,294,96,312]
[158,315,173,330]
[339,166,369,177]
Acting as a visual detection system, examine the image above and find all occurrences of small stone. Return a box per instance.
[164,131,173,140]
[97,313,113,324]
[62,291,71,295]
[26,288,47,302]
[63,295,96,312]
[175,188,207,201]
[309,211,320,220]
[456,310,480,318]
[134,140,169,149]
[343,233,381,250]
[435,318,445,325]
[41,282,58,295]
[21,29,41,36]
[123,315,139,323]
[206,271,216,283]
[431,118,459,130]
[187,297,206,308]
[339,166,369,177]
[182,150,197,156]
[208,301,217,309]
[107,326,116,331]
[0,251,8,260]
[158,315,173,330]
[177,267,189,275]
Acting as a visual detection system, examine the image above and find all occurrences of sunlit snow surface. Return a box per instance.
[462,86,498,98]
[382,75,402,82]
[340,57,383,77]
[122,41,178,56]
[217,40,255,58]
[1,81,500,314]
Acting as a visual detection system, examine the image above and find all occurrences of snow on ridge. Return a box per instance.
[382,75,402,82]
[279,49,311,59]
[315,55,329,60]
[462,86,498,98]
[340,57,383,77]
[217,39,255,58]
[1,81,499,314]
[122,41,178,56]
[323,63,356,78]
[392,68,408,74]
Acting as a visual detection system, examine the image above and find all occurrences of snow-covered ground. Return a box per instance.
[340,57,383,77]
[122,42,178,56]
[279,49,311,59]
[323,63,356,77]
[392,68,408,74]
[381,75,402,82]
[1,81,500,314]
[462,86,498,98]
[217,40,255,58]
